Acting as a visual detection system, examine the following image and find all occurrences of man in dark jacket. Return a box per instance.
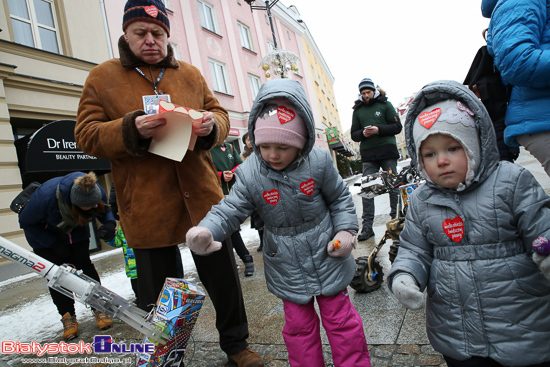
[351,78,402,241]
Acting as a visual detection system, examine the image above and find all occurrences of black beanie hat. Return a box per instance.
[123,0,170,37]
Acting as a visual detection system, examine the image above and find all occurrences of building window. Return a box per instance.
[198,0,218,33]
[7,0,61,53]
[248,74,261,100]
[170,42,180,60]
[292,61,301,76]
[238,22,253,50]
[160,0,171,10]
[209,59,231,94]
[311,66,318,82]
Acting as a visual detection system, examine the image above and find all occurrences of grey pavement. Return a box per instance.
[1,148,548,367]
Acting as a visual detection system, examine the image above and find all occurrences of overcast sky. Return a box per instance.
[283,0,490,132]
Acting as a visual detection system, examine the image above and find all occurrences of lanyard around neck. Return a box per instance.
[135,67,166,95]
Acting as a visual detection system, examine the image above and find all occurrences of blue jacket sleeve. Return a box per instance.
[488,0,550,87]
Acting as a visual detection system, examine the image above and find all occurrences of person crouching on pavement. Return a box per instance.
[18,172,116,340]
[186,79,371,367]
[388,80,550,367]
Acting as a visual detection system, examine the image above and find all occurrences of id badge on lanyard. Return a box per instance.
[142,94,171,115]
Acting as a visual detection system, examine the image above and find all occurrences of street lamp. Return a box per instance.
[245,0,300,78]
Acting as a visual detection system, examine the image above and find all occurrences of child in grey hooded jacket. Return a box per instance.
[186,79,370,367]
[388,80,550,367]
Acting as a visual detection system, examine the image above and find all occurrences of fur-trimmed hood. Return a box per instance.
[352,87,388,110]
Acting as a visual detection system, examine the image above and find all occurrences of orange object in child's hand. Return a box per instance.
[332,240,341,249]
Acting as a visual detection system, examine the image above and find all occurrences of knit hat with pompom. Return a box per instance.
[70,172,102,207]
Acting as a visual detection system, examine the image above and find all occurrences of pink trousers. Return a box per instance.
[282,289,371,367]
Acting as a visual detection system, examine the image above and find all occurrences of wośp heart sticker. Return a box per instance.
[300,179,315,196]
[263,189,279,205]
[418,108,441,129]
[277,106,295,124]
[144,5,159,18]
[442,216,464,243]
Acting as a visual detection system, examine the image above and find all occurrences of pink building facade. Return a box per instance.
[102,0,327,152]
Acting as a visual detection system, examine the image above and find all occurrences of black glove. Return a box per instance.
[97,221,116,241]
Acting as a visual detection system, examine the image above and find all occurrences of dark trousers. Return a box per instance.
[34,240,100,317]
[361,159,399,229]
[133,246,181,311]
[133,239,249,355]
[231,231,250,262]
[444,355,550,367]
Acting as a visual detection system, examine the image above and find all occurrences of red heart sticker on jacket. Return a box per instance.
[263,190,279,205]
[418,108,441,129]
[144,5,159,18]
[442,216,464,243]
[220,146,226,152]
[300,179,315,196]
[277,106,295,124]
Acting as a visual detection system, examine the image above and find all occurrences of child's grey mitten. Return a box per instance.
[391,273,425,310]
[185,227,222,255]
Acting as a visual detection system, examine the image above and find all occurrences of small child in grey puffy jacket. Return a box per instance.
[186,79,371,367]
[388,80,550,367]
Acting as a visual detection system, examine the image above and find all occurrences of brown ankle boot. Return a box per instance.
[61,312,78,340]
[227,346,264,367]
[92,309,112,330]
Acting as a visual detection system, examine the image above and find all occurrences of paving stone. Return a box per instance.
[396,344,420,355]
[373,345,395,359]
[417,354,446,366]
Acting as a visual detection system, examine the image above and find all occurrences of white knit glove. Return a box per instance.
[533,253,550,281]
[391,273,425,310]
[185,227,222,255]
[327,231,356,257]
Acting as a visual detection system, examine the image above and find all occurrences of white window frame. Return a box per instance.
[209,59,231,94]
[294,62,302,76]
[248,74,261,101]
[197,0,218,33]
[7,0,62,53]
[169,41,180,60]
[267,40,275,52]
[238,22,253,50]
[160,0,171,10]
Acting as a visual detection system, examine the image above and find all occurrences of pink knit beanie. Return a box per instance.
[254,98,307,149]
